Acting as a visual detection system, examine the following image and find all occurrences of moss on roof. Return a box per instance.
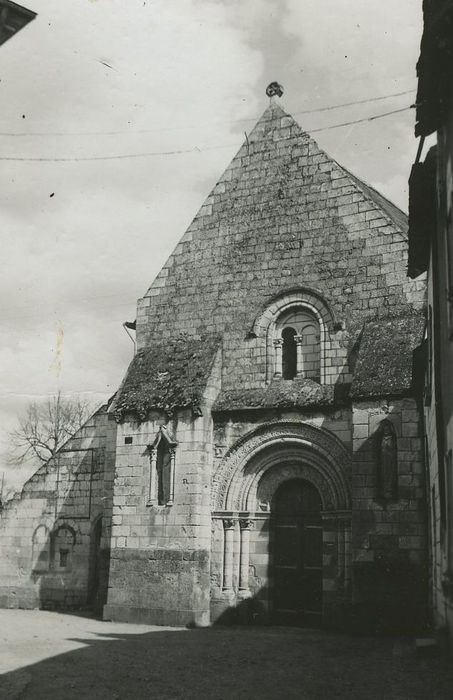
[113,333,221,421]
[351,314,425,399]
[213,378,350,413]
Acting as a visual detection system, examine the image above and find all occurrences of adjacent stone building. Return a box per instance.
[0,89,427,631]
[408,0,453,649]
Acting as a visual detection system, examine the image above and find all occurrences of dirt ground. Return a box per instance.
[1,610,452,700]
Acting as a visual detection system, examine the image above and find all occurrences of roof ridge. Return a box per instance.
[342,165,407,216]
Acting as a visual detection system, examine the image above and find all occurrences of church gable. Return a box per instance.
[137,99,423,349]
[134,96,425,400]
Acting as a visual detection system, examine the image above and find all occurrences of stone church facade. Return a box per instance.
[0,94,428,631]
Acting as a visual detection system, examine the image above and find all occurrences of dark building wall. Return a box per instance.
[410,0,453,648]
[424,108,453,640]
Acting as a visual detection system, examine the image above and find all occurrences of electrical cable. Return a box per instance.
[0,105,414,163]
[0,88,415,138]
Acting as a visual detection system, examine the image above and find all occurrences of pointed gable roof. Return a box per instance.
[125,96,425,409]
[142,100,408,301]
[137,98,422,350]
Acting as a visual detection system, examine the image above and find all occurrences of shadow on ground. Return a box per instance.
[1,612,453,700]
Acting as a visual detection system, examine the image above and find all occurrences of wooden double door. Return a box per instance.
[271,479,323,626]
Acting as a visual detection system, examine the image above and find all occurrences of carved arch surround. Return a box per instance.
[250,289,339,384]
[211,421,351,511]
[251,287,337,337]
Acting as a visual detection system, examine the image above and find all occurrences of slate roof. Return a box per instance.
[351,314,426,398]
[113,333,221,420]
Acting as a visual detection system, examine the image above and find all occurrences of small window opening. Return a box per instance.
[282,327,297,379]
[51,525,75,571]
[124,436,133,445]
[59,549,69,568]
[156,439,172,506]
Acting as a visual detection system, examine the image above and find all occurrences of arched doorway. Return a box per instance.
[210,421,351,627]
[270,479,322,626]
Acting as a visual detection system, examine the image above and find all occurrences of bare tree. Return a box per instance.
[8,392,93,466]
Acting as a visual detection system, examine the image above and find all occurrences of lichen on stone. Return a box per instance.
[113,333,221,421]
[351,313,425,398]
[213,377,350,412]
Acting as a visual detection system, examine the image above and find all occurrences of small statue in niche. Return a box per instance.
[377,419,398,501]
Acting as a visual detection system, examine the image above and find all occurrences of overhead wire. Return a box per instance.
[0,103,415,162]
[0,88,416,138]
[310,105,412,133]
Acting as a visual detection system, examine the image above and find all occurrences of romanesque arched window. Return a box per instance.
[51,525,76,571]
[251,288,341,385]
[274,306,321,381]
[32,524,50,572]
[147,426,177,507]
[282,327,297,379]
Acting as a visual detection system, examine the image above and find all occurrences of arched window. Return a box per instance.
[32,525,50,572]
[147,427,177,507]
[282,327,297,379]
[156,438,172,505]
[51,525,76,571]
[274,307,321,381]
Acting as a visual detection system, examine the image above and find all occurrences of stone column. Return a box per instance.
[295,335,304,377]
[239,519,254,590]
[147,446,157,506]
[167,448,176,506]
[222,519,235,590]
[273,338,283,377]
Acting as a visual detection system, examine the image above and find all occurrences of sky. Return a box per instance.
[0,0,424,490]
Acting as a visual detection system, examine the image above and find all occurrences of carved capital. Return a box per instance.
[273,338,284,347]
[222,518,235,530]
[239,518,254,531]
[294,335,304,345]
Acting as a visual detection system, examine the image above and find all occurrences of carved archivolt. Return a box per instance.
[211,420,351,511]
[251,288,337,338]
[249,288,342,384]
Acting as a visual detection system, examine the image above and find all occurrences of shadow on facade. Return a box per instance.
[0,407,116,618]
[349,403,429,635]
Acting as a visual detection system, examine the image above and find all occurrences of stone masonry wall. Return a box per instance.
[351,398,427,632]
[104,355,221,626]
[0,408,116,611]
[136,102,425,399]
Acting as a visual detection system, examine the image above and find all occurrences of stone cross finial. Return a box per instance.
[266,81,284,98]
